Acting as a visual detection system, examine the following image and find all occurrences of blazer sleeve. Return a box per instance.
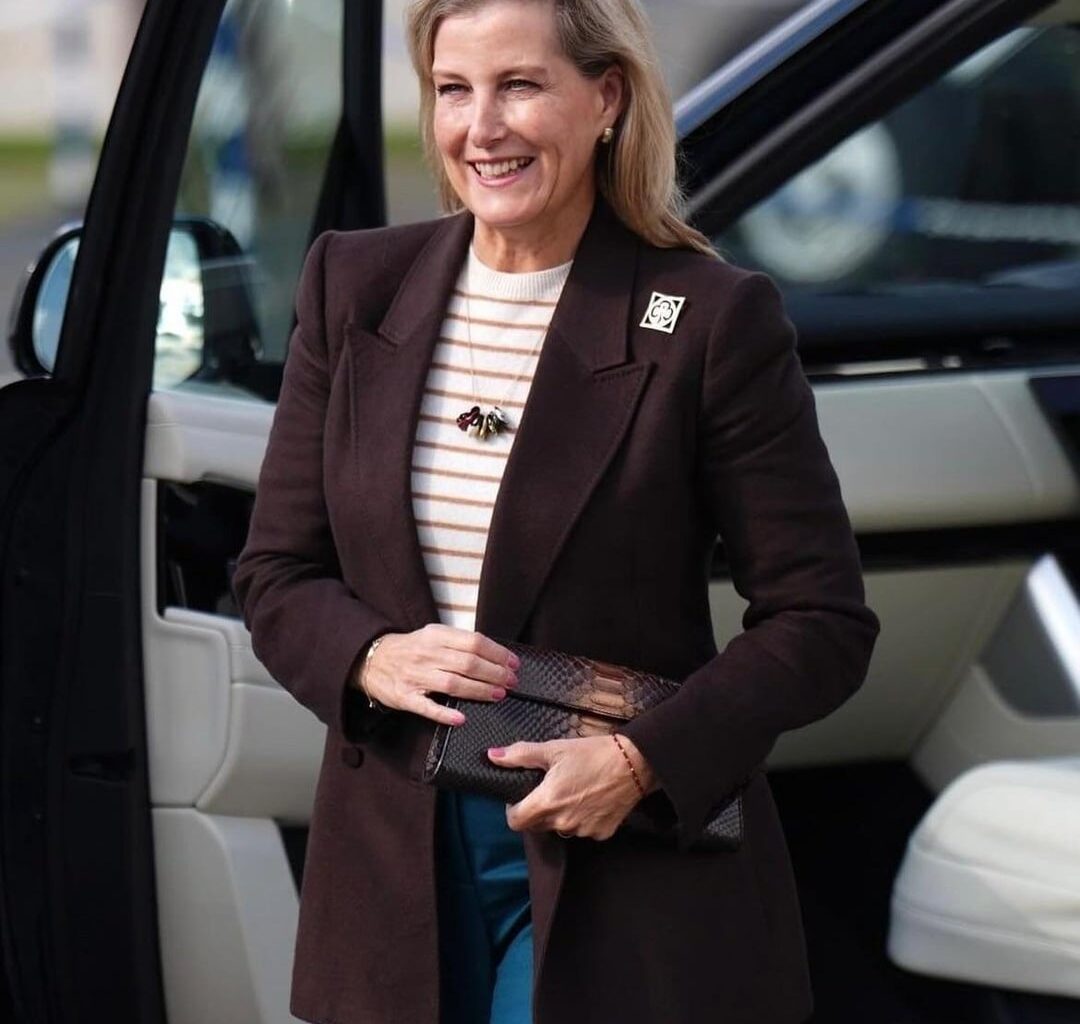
[232,230,404,744]
[619,270,881,851]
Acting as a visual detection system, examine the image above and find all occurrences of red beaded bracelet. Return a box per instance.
[611,734,646,797]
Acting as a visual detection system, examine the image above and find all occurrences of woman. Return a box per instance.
[232,0,880,1022]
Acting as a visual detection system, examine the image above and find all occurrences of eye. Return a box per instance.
[435,82,466,97]
[505,78,537,92]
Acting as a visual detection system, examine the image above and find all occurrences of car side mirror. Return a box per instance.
[7,217,262,391]
[6,223,81,377]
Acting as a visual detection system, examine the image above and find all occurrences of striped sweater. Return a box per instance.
[410,246,573,631]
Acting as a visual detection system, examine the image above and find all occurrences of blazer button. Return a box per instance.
[341,745,364,768]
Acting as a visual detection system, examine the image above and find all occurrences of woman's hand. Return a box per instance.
[490,734,659,840]
[354,624,520,725]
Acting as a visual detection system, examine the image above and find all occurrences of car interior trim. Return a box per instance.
[151,809,298,1024]
[981,554,1080,717]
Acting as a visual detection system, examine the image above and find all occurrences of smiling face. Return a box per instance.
[430,0,623,266]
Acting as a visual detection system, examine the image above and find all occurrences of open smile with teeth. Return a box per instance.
[471,156,535,179]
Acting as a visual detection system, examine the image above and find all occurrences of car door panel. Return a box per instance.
[141,396,321,1024]
[770,367,1080,779]
[915,553,1080,788]
[193,674,323,821]
[140,519,232,808]
[144,390,272,489]
[755,369,1080,777]
[761,559,1031,766]
[813,369,1080,529]
[152,809,298,1024]
[141,563,321,820]
[917,658,1080,788]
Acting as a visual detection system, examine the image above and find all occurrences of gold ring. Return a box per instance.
[556,830,573,839]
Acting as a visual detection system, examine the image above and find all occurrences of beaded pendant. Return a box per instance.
[456,404,511,440]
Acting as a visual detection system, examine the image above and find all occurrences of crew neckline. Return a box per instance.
[464,245,573,303]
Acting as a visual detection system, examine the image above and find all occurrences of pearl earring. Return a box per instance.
[600,127,614,144]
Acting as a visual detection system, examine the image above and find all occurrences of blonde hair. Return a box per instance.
[404,0,716,257]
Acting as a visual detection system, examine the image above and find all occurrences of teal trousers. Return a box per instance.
[436,789,534,1024]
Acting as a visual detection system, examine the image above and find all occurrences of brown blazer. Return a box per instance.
[233,197,880,1024]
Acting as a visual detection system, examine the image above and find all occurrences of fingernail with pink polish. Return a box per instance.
[488,747,505,758]
[508,653,521,670]
[492,688,507,701]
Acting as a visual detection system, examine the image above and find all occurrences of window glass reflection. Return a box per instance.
[717,26,1080,298]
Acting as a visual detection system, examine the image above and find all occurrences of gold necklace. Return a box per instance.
[455,262,549,441]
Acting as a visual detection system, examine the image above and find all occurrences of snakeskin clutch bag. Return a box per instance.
[422,639,744,850]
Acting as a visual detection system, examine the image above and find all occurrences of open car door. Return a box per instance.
[0,2,385,1021]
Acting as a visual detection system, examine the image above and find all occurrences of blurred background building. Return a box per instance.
[0,0,143,383]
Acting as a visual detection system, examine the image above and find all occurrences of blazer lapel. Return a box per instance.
[344,199,652,641]
[474,201,652,642]
[345,211,473,630]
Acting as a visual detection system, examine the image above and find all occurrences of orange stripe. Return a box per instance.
[430,571,481,585]
[414,437,513,458]
[437,601,479,612]
[421,544,484,558]
[446,312,548,331]
[412,462,503,484]
[430,359,535,382]
[423,386,526,409]
[416,518,490,534]
[413,490,494,509]
[437,335,544,357]
[453,287,557,308]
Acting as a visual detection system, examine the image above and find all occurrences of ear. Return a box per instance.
[597,62,626,127]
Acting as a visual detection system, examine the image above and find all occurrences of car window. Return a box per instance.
[713,20,1080,369]
[156,0,341,400]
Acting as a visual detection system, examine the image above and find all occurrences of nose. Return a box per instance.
[467,90,506,150]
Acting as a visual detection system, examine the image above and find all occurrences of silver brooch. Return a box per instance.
[640,291,686,334]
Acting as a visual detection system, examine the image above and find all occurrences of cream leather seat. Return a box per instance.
[887,758,1080,998]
